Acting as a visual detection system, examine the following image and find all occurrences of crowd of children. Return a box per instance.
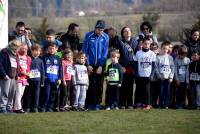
[0,20,200,114]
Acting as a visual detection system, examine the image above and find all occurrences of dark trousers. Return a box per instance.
[59,81,71,108]
[135,77,151,105]
[159,79,171,108]
[119,73,134,107]
[176,82,187,108]
[85,72,104,107]
[105,85,120,107]
[150,80,160,107]
[187,83,197,107]
[23,80,41,111]
[42,81,58,111]
[169,80,177,108]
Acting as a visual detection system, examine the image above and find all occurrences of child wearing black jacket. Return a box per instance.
[105,49,123,110]
[189,51,200,109]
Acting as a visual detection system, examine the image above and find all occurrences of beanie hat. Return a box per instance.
[95,20,105,29]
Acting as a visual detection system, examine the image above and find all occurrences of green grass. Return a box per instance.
[0,109,200,134]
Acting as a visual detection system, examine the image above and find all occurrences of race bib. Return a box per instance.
[109,68,119,82]
[77,70,88,80]
[66,65,75,75]
[47,65,58,75]
[190,73,199,81]
[10,57,17,68]
[19,59,27,70]
[179,66,186,74]
[29,69,41,78]
[161,65,170,74]
[141,62,151,69]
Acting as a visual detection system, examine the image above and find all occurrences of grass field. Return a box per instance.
[0,109,200,134]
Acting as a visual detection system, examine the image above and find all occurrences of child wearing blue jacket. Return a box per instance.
[27,44,45,112]
[41,43,62,112]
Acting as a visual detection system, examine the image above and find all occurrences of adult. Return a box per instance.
[82,20,109,110]
[132,21,158,53]
[0,40,22,113]
[9,21,32,49]
[59,23,81,52]
[184,28,200,59]
[118,26,135,109]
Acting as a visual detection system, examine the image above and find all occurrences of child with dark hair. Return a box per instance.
[174,45,190,109]
[105,49,123,110]
[189,51,200,109]
[134,37,157,110]
[41,43,62,112]
[72,52,89,111]
[41,29,62,55]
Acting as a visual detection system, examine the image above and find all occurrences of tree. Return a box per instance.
[142,12,160,30]
[33,17,49,42]
[180,16,200,46]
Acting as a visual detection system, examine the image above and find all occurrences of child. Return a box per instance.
[14,44,32,113]
[72,52,89,111]
[60,49,74,111]
[41,29,62,55]
[27,44,45,112]
[174,45,190,109]
[105,49,123,110]
[156,41,174,109]
[41,43,62,112]
[0,40,22,113]
[135,36,156,110]
[189,51,200,109]
[149,42,160,108]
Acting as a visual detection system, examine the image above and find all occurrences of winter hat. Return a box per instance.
[95,20,105,29]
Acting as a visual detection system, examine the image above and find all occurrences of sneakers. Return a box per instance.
[106,107,111,111]
[14,109,26,114]
[143,105,151,110]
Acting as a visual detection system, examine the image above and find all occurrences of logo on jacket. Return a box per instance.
[54,59,58,64]
[46,59,50,64]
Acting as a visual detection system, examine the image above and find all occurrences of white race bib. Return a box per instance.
[161,65,170,74]
[47,65,58,75]
[179,66,186,74]
[10,57,17,68]
[77,70,88,80]
[19,59,27,70]
[190,73,199,81]
[29,69,41,78]
[66,65,75,75]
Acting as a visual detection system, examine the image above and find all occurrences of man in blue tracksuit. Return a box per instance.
[41,43,62,112]
[82,20,109,110]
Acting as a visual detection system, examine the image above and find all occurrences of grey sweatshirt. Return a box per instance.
[156,54,175,80]
[174,56,190,83]
[72,64,89,86]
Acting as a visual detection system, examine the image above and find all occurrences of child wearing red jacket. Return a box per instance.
[14,45,31,113]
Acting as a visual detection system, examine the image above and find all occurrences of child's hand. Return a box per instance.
[57,80,61,85]
[63,81,66,86]
[4,75,10,80]
[169,79,173,83]
[117,84,121,87]
[87,65,93,73]
[122,67,126,73]
[41,84,44,87]
[176,80,180,86]
[96,66,102,74]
